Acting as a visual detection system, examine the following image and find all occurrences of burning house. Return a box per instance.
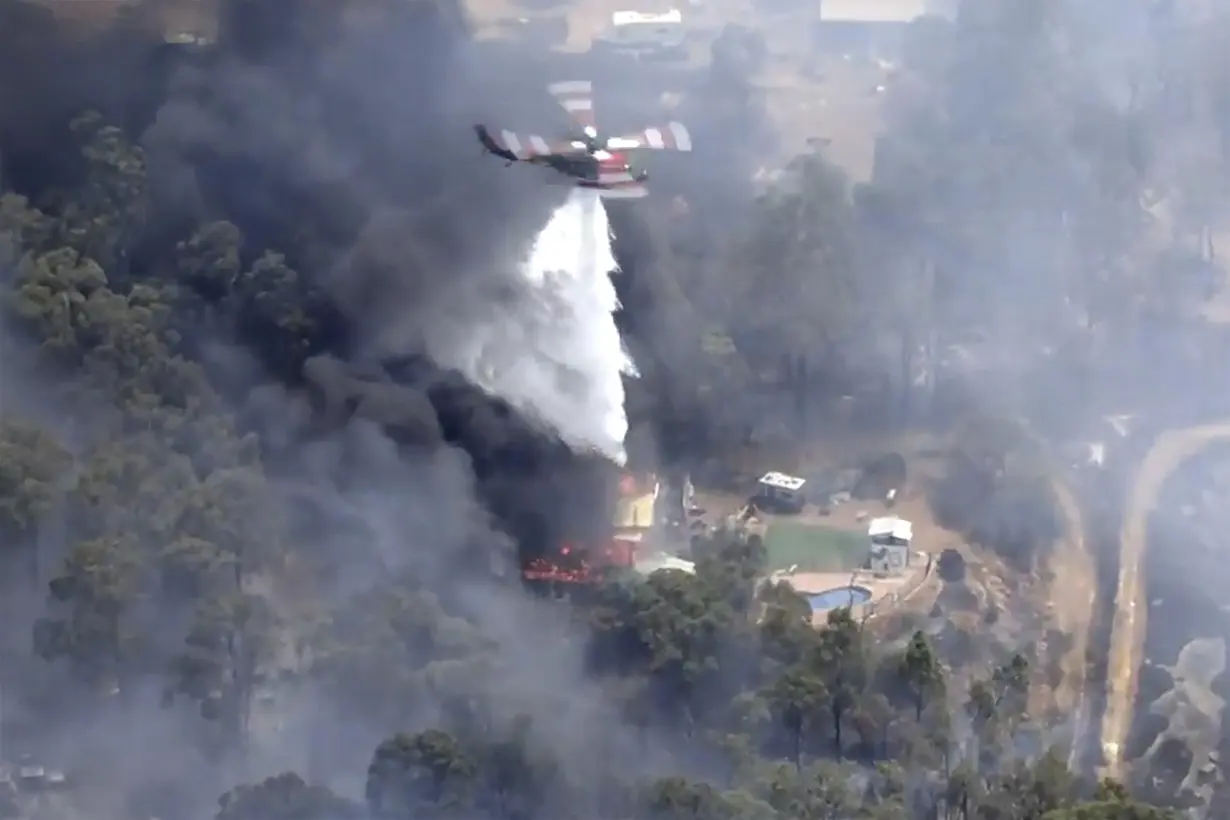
[521,472,658,586]
[614,473,659,536]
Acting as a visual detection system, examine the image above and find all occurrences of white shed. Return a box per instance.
[814,0,955,59]
[757,471,807,510]
[868,515,912,574]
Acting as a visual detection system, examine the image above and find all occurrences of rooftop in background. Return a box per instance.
[819,0,955,24]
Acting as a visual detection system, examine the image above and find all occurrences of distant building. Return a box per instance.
[597,473,652,571]
[594,9,687,58]
[757,472,807,512]
[867,515,912,575]
[522,473,662,585]
[814,0,957,58]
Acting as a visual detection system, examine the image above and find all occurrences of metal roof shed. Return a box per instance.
[868,516,913,542]
[759,472,807,492]
[819,0,936,24]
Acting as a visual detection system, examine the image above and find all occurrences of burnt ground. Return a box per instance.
[1071,464,1125,777]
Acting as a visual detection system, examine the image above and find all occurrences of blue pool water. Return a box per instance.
[807,586,872,611]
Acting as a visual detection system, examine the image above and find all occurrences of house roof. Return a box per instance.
[759,471,806,491]
[868,516,913,540]
[819,0,941,24]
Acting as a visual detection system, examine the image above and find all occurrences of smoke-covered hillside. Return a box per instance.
[2,0,1229,819]
[0,0,780,813]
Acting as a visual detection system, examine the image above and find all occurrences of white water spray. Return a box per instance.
[429,188,635,464]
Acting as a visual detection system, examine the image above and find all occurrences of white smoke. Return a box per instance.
[423,188,635,464]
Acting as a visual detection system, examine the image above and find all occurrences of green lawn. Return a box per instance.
[764,521,868,572]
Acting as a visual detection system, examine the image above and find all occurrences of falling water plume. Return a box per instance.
[427,188,635,464]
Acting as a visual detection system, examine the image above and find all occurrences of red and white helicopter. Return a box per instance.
[474,80,691,199]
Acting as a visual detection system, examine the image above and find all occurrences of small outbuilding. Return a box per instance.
[813,0,957,59]
[595,9,687,56]
[757,471,807,511]
[867,515,913,574]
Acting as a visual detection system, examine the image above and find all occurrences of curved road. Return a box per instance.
[1101,423,1230,779]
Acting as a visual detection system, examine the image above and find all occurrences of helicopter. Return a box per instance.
[474,80,691,198]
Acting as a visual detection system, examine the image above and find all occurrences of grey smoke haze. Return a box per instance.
[9,0,1230,815]
[0,3,785,814]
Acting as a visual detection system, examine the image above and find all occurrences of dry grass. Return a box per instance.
[1038,479,1096,732]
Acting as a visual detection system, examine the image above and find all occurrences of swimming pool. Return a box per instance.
[806,585,872,611]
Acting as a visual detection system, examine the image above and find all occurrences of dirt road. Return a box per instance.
[1101,423,1230,779]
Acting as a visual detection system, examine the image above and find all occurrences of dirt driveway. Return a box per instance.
[1102,422,1230,780]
